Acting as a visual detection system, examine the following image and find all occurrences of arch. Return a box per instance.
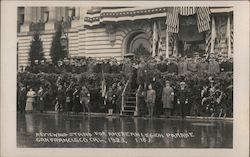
[121,29,151,57]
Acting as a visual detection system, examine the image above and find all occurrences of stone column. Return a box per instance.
[45,7,56,30]
[211,16,216,54]
[75,7,80,19]
[36,7,41,22]
[152,22,157,57]
[20,7,32,32]
[165,30,169,58]
[227,15,231,58]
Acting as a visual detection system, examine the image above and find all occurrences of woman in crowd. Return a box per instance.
[25,88,36,113]
[162,80,174,118]
[145,84,156,118]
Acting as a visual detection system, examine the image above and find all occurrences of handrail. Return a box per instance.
[134,85,142,116]
[121,80,129,115]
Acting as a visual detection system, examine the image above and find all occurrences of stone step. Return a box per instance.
[122,110,135,115]
[124,106,136,110]
[125,103,136,106]
[126,96,136,99]
[126,98,136,102]
[125,101,136,103]
[126,93,136,96]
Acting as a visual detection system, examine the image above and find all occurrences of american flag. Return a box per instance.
[168,33,176,55]
[230,16,233,54]
[205,29,211,54]
[166,7,180,33]
[179,7,196,16]
[197,7,211,32]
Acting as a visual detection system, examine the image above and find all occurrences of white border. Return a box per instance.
[1,1,249,157]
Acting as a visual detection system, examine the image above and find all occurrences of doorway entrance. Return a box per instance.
[123,31,151,58]
[178,15,205,57]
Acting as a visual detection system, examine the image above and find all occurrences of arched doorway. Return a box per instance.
[122,30,151,58]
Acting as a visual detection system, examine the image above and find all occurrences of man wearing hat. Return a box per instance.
[176,81,189,119]
[162,80,174,118]
[178,57,188,75]
[187,58,198,73]
[208,57,220,74]
[167,58,178,74]
[197,56,208,74]
[122,58,133,84]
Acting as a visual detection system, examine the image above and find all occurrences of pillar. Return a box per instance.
[152,21,157,57]
[45,7,56,30]
[20,7,32,32]
[211,16,216,54]
[75,7,80,19]
[165,30,169,58]
[227,14,231,58]
[173,39,178,57]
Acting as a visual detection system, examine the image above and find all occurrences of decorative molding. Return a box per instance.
[105,23,116,45]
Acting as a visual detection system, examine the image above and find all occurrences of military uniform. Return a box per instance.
[176,85,189,118]
[80,87,91,113]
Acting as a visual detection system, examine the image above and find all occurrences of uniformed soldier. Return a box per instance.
[80,85,91,115]
[176,82,189,119]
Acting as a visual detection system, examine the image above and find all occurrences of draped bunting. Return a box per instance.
[179,7,196,16]
[205,28,212,54]
[165,7,211,33]
[84,7,168,27]
[165,7,180,33]
[84,7,211,33]
[196,7,211,32]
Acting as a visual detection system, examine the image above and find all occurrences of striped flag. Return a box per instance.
[180,7,196,16]
[166,7,180,33]
[205,29,211,54]
[168,32,176,56]
[169,33,175,48]
[230,16,233,54]
[197,7,211,32]
[152,22,159,57]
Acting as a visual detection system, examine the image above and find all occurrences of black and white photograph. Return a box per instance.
[16,6,234,148]
[1,1,249,157]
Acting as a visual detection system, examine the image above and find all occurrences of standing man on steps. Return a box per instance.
[176,81,189,119]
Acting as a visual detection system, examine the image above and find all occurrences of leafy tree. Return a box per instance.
[50,23,66,65]
[29,31,44,65]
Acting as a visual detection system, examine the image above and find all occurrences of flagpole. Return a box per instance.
[165,30,169,58]
[227,14,231,58]
[211,16,215,54]
[152,21,157,57]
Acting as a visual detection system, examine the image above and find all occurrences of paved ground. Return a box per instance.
[17,112,233,148]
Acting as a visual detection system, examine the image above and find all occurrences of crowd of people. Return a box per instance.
[21,53,233,75]
[17,53,233,118]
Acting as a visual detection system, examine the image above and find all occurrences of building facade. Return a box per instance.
[17,7,233,68]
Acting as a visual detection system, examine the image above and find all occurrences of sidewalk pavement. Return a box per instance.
[28,111,233,121]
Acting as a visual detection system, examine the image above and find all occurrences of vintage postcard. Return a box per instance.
[1,1,249,157]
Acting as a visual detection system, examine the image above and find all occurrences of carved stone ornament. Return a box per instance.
[105,23,116,44]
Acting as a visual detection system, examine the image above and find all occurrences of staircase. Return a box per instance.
[121,81,140,116]
[122,89,137,116]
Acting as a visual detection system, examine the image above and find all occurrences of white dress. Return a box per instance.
[25,91,36,111]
